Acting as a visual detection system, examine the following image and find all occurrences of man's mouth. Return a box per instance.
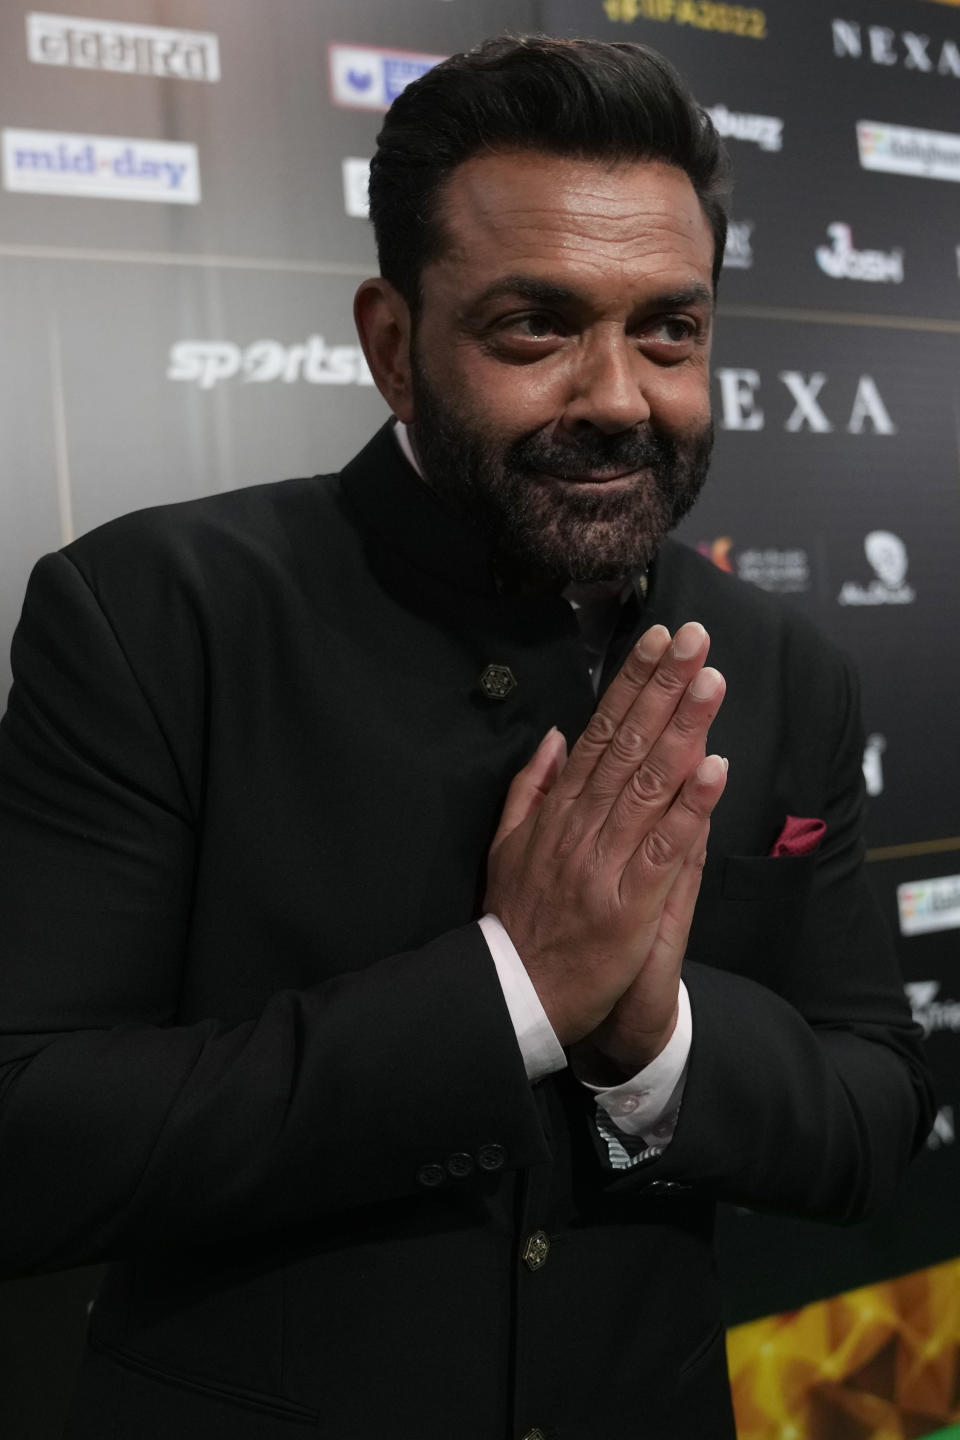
[538,468,646,487]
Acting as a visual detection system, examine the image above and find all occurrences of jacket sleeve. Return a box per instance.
[613,645,934,1218]
[0,551,551,1278]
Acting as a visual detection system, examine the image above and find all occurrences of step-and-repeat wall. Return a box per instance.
[1,1,959,1436]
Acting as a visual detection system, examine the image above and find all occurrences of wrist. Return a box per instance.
[574,1003,680,1082]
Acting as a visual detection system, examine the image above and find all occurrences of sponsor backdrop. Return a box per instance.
[1,1,959,1436]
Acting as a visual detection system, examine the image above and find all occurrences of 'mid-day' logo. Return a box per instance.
[2,128,199,202]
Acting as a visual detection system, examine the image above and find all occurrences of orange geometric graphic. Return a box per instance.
[727,1257,960,1439]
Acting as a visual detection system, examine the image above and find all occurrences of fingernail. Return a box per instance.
[690,667,722,701]
[673,622,706,660]
[635,624,670,661]
[697,754,725,784]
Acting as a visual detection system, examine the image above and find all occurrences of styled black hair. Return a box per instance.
[368,34,732,308]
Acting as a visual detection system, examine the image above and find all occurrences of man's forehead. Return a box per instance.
[429,149,715,294]
[442,148,702,219]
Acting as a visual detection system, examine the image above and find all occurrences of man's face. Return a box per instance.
[407,149,716,584]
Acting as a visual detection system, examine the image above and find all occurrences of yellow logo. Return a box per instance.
[602,0,766,37]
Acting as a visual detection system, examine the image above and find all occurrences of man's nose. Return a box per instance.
[560,334,652,435]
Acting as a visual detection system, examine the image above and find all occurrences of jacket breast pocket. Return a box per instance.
[721,853,817,901]
[695,854,817,989]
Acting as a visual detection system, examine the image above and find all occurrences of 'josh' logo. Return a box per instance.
[816,223,904,283]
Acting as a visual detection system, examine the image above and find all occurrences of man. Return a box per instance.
[0,35,932,1440]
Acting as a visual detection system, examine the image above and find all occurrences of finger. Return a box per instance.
[647,818,710,970]
[620,754,728,912]
[490,726,568,851]
[547,624,673,802]
[583,626,717,808]
[592,623,673,731]
[559,622,711,811]
[589,663,724,874]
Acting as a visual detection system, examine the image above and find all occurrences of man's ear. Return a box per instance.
[354,278,414,423]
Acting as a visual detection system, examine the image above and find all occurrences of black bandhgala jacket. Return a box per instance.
[0,424,932,1439]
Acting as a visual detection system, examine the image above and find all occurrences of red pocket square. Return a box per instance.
[770,815,826,857]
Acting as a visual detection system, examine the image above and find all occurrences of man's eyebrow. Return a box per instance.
[462,276,715,316]
[647,284,715,313]
[463,276,583,313]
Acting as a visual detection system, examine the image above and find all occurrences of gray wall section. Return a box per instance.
[1,0,959,1435]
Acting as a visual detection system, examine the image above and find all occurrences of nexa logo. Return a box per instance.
[832,19,960,76]
[905,982,960,1037]
[715,370,895,433]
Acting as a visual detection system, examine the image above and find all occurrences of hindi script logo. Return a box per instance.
[26,13,219,81]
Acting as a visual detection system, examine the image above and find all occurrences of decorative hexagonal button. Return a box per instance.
[479,663,517,700]
[522,1230,550,1272]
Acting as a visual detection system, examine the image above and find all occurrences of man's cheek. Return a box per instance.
[476,373,561,433]
[651,375,711,433]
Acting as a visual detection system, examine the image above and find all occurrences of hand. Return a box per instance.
[485,622,727,1049]
[571,814,713,1084]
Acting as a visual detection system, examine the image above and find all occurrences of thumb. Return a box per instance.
[490,726,568,851]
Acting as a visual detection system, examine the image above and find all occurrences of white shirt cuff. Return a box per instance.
[478,914,567,1083]
[581,981,691,1145]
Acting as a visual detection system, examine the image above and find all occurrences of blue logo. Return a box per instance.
[346,67,374,92]
[383,57,435,102]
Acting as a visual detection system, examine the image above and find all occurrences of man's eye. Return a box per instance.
[646,316,696,344]
[503,312,561,339]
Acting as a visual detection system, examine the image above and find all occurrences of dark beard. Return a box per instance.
[409,358,713,585]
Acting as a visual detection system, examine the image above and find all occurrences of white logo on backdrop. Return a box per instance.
[705,104,783,151]
[905,980,960,1029]
[723,221,754,270]
[716,370,896,433]
[862,733,886,796]
[736,548,810,593]
[2,128,199,203]
[26,13,220,81]
[342,158,370,218]
[838,530,916,606]
[168,338,375,390]
[815,222,904,283]
[832,20,960,78]
[857,120,960,181]
[927,1106,955,1151]
[329,43,444,111]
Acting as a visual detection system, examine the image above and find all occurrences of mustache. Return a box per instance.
[505,426,676,480]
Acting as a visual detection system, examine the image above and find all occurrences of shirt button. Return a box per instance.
[522,1231,550,1272]
[416,1163,445,1189]
[609,1094,641,1116]
[446,1152,474,1179]
[476,1143,506,1171]
[651,1120,673,1139]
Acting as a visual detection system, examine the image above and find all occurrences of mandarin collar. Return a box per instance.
[338,423,503,597]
